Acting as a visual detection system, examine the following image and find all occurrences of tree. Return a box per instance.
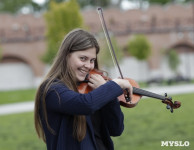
[0,0,114,14]
[43,0,83,63]
[128,35,151,80]
[78,0,112,8]
[127,0,190,5]
[98,36,123,67]
[149,0,171,4]
[127,34,151,61]
[0,0,42,13]
[126,0,191,9]
[0,0,192,14]
[127,34,151,80]
[167,49,180,73]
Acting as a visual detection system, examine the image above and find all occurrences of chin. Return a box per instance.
[77,76,85,82]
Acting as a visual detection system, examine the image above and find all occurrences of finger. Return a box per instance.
[88,76,95,83]
[125,85,132,101]
[97,74,104,80]
[125,80,132,97]
[130,85,133,98]
[89,74,98,80]
[128,83,133,98]
[91,74,103,80]
[89,74,98,81]
[88,82,95,89]
[90,74,106,84]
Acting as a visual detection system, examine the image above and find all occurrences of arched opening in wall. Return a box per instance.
[0,55,35,90]
[172,43,194,80]
[161,42,194,81]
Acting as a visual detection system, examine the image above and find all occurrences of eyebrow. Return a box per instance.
[80,55,96,59]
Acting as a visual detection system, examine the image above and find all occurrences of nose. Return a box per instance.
[84,61,94,70]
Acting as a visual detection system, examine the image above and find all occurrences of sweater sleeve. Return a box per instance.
[45,81,123,115]
[101,99,124,136]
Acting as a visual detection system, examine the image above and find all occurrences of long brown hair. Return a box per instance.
[34,29,100,142]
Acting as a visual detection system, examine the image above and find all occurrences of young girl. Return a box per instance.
[34,28,132,150]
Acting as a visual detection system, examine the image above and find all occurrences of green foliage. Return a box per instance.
[0,0,192,14]
[98,36,123,67]
[0,0,114,14]
[167,49,180,73]
[0,0,41,13]
[149,0,194,5]
[78,0,112,8]
[43,0,113,12]
[43,0,83,64]
[149,0,171,5]
[127,34,151,61]
[131,0,190,6]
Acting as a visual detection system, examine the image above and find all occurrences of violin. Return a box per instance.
[77,69,181,113]
[78,7,181,113]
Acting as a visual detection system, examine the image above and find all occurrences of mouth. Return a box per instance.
[78,68,89,76]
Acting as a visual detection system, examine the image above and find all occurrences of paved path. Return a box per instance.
[0,84,194,116]
[0,101,34,116]
[144,83,194,95]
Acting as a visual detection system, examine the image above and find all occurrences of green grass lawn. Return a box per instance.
[0,88,36,104]
[113,92,194,150]
[0,112,46,150]
[0,92,193,150]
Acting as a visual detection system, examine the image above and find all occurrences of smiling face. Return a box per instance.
[68,47,97,82]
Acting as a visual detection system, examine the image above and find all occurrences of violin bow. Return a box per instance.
[97,8,182,113]
[97,7,131,102]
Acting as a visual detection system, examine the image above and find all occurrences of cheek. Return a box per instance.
[75,59,83,68]
[69,55,79,67]
[69,58,83,70]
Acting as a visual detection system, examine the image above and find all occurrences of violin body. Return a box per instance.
[117,78,142,108]
[78,69,142,108]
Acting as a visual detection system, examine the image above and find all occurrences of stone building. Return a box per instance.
[0,13,46,90]
[0,3,194,90]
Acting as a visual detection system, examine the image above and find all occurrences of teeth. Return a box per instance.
[80,69,88,74]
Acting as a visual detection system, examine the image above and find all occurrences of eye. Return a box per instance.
[90,59,96,63]
[80,56,87,61]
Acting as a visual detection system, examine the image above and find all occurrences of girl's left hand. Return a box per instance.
[88,74,106,89]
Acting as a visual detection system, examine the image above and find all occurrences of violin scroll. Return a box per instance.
[162,93,181,113]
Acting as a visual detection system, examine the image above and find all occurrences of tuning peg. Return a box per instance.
[168,96,172,100]
[165,93,167,97]
[166,104,171,109]
[166,104,174,113]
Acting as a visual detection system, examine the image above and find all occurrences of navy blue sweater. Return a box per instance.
[40,80,124,150]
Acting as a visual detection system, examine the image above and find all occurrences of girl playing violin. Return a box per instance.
[34,28,133,150]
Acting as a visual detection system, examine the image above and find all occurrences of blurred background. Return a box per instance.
[0,0,194,150]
